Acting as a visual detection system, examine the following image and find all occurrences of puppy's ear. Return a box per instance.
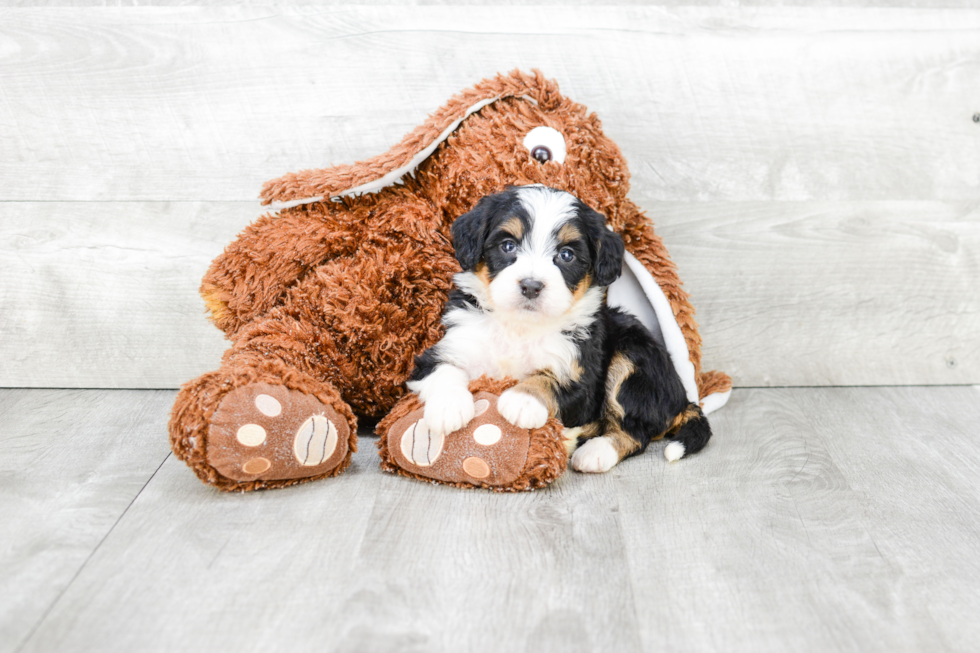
[451,197,492,270]
[580,204,624,287]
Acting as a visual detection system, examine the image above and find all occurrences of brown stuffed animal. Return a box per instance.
[169,69,732,492]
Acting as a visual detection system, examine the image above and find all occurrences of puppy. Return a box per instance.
[407,185,711,472]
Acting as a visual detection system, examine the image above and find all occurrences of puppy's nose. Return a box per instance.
[520,278,544,299]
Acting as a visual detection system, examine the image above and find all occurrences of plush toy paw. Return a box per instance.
[207,382,352,483]
[377,378,568,491]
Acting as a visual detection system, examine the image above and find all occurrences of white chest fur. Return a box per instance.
[438,307,582,383]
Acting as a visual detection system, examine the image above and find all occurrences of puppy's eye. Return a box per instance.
[557,247,575,263]
[523,126,567,165]
[500,240,517,254]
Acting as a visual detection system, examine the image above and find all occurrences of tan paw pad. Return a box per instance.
[254,394,282,417]
[293,415,338,466]
[208,383,350,482]
[384,391,530,487]
[474,399,491,416]
[242,457,271,474]
[399,419,444,467]
[462,457,490,479]
[473,424,502,446]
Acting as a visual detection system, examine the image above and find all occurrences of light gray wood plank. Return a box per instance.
[326,469,641,653]
[613,387,980,653]
[0,201,241,388]
[19,448,646,652]
[0,7,978,202]
[15,387,980,653]
[17,442,390,652]
[0,389,173,653]
[656,200,980,387]
[795,386,980,653]
[2,200,977,388]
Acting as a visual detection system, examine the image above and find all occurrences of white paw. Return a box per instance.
[497,390,549,429]
[571,437,620,473]
[422,386,475,437]
[664,441,686,463]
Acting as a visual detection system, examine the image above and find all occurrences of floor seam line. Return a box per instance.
[13,452,172,653]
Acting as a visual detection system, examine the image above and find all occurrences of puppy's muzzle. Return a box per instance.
[519,278,545,300]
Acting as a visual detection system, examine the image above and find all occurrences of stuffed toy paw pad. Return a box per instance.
[377,377,568,491]
[208,382,351,482]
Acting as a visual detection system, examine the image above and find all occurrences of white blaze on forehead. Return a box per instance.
[484,186,582,319]
[515,186,578,254]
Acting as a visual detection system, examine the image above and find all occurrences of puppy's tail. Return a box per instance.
[663,404,712,463]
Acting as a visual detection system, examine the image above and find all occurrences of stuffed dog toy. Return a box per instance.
[169,69,731,491]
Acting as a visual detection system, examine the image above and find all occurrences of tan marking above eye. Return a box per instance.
[499,216,524,240]
[557,223,582,244]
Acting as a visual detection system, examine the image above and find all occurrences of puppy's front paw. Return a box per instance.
[497,390,549,429]
[423,387,475,437]
[571,437,620,473]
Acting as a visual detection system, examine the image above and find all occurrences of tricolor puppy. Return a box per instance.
[407,185,711,472]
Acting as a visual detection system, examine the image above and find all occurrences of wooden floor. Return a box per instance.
[3,386,979,653]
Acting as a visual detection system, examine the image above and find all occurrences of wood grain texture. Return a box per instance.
[2,199,976,388]
[12,387,980,652]
[613,385,980,653]
[0,389,172,652]
[2,7,978,389]
[0,202,241,388]
[0,7,978,202]
[18,449,645,652]
[655,200,980,386]
[796,386,980,653]
[327,470,642,653]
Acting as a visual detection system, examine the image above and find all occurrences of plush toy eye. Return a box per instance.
[501,240,517,254]
[523,126,567,164]
[557,247,575,263]
[531,146,552,163]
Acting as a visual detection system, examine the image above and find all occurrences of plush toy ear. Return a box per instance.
[580,204,624,287]
[450,200,492,271]
[260,70,560,206]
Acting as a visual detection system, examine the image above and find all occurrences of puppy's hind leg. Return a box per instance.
[571,352,644,474]
[663,404,712,463]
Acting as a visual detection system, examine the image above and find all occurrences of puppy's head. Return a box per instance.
[451,186,624,319]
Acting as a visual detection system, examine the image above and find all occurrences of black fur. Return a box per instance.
[547,305,710,459]
[450,191,526,272]
[450,187,622,292]
[415,186,710,462]
[575,200,625,287]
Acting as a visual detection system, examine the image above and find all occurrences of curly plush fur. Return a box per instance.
[169,69,731,491]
